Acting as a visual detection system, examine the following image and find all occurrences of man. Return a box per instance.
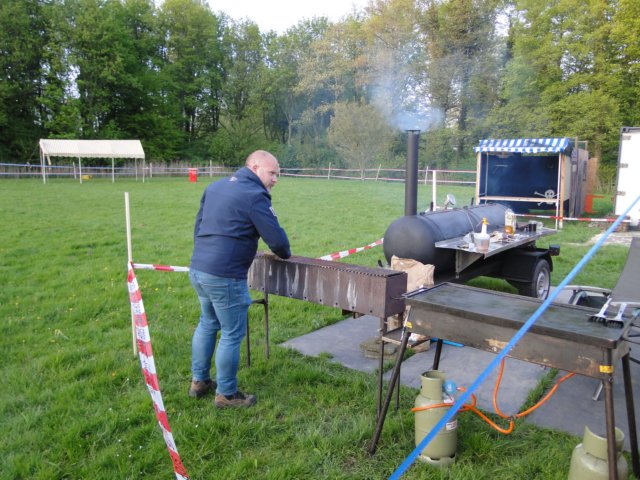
[188,150,291,408]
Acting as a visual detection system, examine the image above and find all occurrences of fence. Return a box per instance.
[0,162,477,188]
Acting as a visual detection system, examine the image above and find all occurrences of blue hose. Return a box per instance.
[388,195,640,480]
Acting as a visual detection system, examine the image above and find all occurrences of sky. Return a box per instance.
[207,0,371,33]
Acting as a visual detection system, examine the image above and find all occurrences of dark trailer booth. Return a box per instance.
[474,138,589,228]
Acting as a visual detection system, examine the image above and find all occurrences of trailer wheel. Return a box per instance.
[512,259,551,299]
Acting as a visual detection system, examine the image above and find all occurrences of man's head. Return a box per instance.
[246,150,280,191]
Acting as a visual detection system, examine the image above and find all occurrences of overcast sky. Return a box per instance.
[207,0,371,33]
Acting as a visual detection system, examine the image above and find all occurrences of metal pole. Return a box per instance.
[622,353,640,477]
[556,153,562,230]
[603,349,618,480]
[79,158,83,184]
[40,147,45,184]
[432,170,437,209]
[405,130,420,216]
[124,192,137,357]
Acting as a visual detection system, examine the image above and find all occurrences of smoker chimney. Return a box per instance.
[405,130,420,216]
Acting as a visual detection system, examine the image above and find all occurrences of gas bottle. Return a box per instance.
[568,425,628,480]
[504,208,516,234]
[414,370,457,466]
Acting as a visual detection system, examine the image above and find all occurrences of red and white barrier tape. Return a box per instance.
[125,237,383,477]
[127,262,190,480]
[131,238,385,272]
[517,213,629,223]
[318,238,384,261]
[133,263,190,272]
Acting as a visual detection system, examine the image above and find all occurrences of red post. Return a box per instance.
[584,194,603,214]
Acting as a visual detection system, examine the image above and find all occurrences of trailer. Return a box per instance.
[614,127,640,227]
[474,137,589,228]
[383,131,560,300]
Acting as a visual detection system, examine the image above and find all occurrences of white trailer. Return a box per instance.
[615,127,640,226]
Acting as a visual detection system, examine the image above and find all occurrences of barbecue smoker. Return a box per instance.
[383,130,560,299]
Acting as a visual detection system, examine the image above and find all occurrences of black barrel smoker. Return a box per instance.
[382,130,559,299]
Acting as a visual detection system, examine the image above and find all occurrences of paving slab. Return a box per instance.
[526,361,640,451]
[383,340,547,414]
[280,314,382,374]
[281,314,546,414]
[281,313,638,451]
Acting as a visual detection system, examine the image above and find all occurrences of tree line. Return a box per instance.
[1,0,638,170]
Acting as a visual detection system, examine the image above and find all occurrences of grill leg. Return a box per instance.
[603,351,618,480]
[432,338,443,370]
[264,293,269,359]
[246,312,251,368]
[377,318,385,418]
[246,296,268,368]
[622,353,640,477]
[369,327,410,455]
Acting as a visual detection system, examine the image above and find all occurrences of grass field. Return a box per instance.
[0,177,632,479]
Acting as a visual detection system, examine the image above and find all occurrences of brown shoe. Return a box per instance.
[214,390,256,409]
[188,379,216,398]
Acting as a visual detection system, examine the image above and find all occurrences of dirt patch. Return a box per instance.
[588,230,640,246]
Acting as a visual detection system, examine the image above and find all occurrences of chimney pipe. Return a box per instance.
[405,130,420,216]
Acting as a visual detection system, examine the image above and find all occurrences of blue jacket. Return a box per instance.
[190,167,291,279]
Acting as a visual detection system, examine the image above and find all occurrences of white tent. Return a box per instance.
[39,139,145,184]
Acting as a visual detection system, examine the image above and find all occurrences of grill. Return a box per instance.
[248,253,407,318]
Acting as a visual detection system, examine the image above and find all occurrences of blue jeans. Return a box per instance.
[189,269,252,396]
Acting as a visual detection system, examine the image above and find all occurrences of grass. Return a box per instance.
[0,176,632,479]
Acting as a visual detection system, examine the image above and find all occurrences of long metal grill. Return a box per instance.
[248,253,407,318]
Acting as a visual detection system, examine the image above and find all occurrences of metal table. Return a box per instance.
[435,227,557,274]
[370,283,638,479]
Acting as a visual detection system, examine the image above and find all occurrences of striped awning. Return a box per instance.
[474,138,570,154]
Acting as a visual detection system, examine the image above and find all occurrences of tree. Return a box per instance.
[327,101,394,171]
[159,0,223,160]
[498,0,622,162]
[262,19,329,147]
[610,0,640,128]
[364,0,431,130]
[294,17,368,156]
[0,0,47,161]
[417,0,503,162]
[215,18,268,165]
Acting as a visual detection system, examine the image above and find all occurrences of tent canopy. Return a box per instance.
[39,139,145,159]
[474,138,570,154]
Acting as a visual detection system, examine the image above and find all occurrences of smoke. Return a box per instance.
[369,49,443,133]
[389,108,443,133]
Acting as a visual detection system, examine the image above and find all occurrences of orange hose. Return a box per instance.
[493,358,575,420]
[515,371,575,418]
[411,361,575,436]
[411,402,454,413]
[468,405,514,435]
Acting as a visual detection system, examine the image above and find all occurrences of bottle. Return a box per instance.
[504,208,516,234]
[414,371,457,466]
[568,425,628,480]
[474,218,490,253]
